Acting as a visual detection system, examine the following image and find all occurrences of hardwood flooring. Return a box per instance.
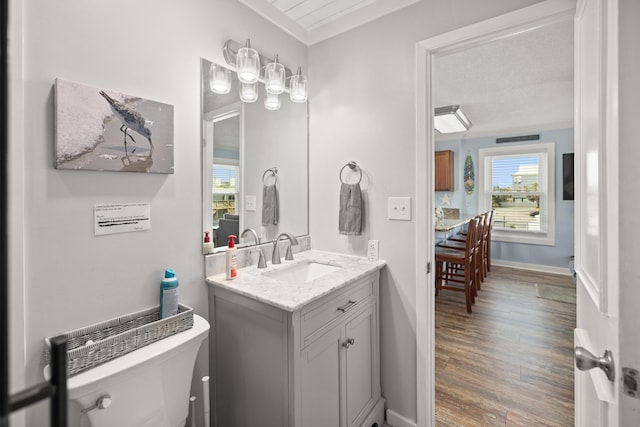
[435,266,576,426]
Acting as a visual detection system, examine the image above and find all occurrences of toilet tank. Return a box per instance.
[67,314,209,427]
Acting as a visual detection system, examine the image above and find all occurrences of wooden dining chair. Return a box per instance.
[435,218,478,313]
[450,210,492,280]
[484,209,495,274]
[439,213,485,289]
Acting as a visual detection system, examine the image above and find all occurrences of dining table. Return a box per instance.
[434,214,476,243]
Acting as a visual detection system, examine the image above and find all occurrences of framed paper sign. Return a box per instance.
[54,78,174,173]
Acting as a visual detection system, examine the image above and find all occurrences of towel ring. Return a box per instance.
[339,161,362,184]
[263,167,278,185]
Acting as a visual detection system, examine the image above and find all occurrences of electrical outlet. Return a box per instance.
[367,240,379,261]
[388,197,411,221]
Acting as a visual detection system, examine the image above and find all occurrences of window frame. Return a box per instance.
[478,142,555,246]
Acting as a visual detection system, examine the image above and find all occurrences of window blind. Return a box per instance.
[212,165,237,194]
[488,153,546,233]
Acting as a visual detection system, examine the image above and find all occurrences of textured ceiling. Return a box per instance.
[434,20,574,141]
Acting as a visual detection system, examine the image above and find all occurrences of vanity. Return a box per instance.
[206,250,386,427]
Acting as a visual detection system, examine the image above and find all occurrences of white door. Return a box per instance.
[573,0,621,424]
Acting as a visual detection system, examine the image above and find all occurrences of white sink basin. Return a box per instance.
[263,261,341,283]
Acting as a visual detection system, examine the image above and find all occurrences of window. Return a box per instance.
[479,142,555,245]
[212,164,238,224]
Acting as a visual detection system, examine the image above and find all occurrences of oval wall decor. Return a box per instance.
[464,154,475,195]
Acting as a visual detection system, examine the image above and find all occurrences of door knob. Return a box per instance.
[343,338,355,349]
[575,346,615,382]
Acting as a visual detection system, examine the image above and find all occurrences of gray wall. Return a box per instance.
[308,0,545,422]
[436,128,575,269]
[12,0,306,425]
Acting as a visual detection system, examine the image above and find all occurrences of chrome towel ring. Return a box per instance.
[339,161,362,184]
[263,167,278,185]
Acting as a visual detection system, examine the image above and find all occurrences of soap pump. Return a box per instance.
[203,231,213,253]
[225,235,237,280]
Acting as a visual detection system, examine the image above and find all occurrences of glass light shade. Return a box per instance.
[264,55,286,94]
[289,67,308,103]
[239,82,258,103]
[209,64,231,94]
[434,105,472,133]
[236,39,260,84]
[264,90,281,111]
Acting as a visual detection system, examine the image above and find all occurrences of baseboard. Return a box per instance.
[492,259,572,276]
[361,397,385,427]
[385,409,417,427]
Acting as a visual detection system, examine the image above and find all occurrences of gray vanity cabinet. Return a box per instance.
[300,303,377,427]
[210,271,382,427]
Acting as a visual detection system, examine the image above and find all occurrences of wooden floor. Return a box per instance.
[435,266,576,426]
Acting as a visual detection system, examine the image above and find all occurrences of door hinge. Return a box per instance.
[623,368,640,398]
[426,262,431,274]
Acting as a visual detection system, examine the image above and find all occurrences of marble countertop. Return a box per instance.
[206,250,386,312]
[434,214,475,232]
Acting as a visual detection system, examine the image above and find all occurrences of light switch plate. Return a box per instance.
[388,197,411,221]
[367,240,379,261]
[245,195,257,212]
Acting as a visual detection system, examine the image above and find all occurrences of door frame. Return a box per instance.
[414,1,576,425]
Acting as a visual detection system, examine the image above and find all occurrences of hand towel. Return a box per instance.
[339,182,362,235]
[262,184,279,226]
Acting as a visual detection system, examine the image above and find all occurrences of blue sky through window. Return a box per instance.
[492,156,538,188]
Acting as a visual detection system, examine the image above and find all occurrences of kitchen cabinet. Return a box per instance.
[435,150,454,191]
[210,271,383,427]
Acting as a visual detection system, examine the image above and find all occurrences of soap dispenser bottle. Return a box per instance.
[203,231,214,253]
[226,235,237,280]
[159,269,179,319]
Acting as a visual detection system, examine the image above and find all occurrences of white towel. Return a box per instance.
[262,184,279,226]
[339,183,362,235]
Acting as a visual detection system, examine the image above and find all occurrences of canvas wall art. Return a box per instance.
[55,79,174,173]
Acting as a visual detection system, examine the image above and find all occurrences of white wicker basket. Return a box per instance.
[43,304,194,377]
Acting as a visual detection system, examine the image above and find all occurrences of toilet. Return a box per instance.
[66,314,209,427]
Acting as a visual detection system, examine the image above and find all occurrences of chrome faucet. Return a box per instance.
[241,228,266,268]
[272,232,299,264]
[241,228,261,245]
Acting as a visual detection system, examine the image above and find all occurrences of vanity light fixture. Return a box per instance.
[209,63,231,94]
[264,89,281,111]
[222,39,309,107]
[239,82,258,103]
[265,54,286,94]
[434,105,472,134]
[289,67,308,103]
[236,39,260,84]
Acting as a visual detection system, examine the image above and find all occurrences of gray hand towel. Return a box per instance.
[262,184,279,226]
[339,182,362,235]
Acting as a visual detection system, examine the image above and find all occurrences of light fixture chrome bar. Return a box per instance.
[223,39,294,79]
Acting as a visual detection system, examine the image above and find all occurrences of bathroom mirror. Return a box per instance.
[201,58,308,253]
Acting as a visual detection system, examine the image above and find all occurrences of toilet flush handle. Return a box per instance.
[81,394,112,415]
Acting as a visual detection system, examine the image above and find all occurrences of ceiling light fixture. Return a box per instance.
[289,67,308,103]
[239,82,258,103]
[236,39,260,84]
[434,105,472,134]
[264,89,281,111]
[222,39,308,107]
[209,63,231,94]
[264,54,286,95]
